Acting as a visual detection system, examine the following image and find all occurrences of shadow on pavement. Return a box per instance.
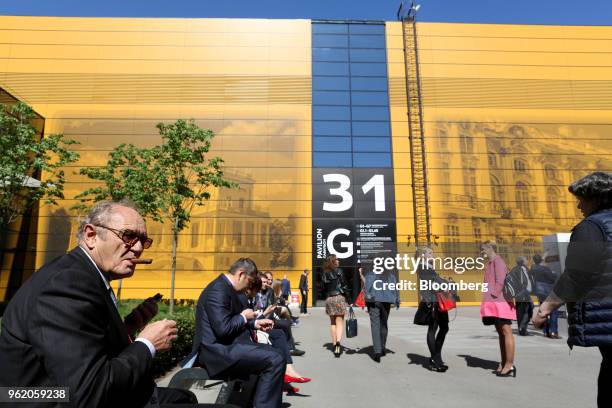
[286,392,311,399]
[457,354,498,371]
[406,353,430,370]
[345,345,396,361]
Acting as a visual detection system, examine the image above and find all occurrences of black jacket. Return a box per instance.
[299,274,308,292]
[416,264,447,304]
[557,209,612,348]
[0,248,154,408]
[530,264,557,285]
[322,268,350,299]
[190,274,255,376]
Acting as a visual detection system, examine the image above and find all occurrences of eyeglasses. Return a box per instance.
[94,224,153,249]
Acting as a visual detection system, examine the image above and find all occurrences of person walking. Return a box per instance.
[321,254,350,357]
[512,256,535,336]
[529,254,560,338]
[480,240,517,377]
[533,172,612,408]
[281,274,291,302]
[415,246,450,372]
[364,266,400,363]
[299,269,309,316]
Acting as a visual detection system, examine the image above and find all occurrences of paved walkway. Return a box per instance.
[159,306,601,408]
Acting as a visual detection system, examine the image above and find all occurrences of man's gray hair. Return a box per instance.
[76,199,140,242]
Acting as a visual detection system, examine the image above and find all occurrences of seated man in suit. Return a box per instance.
[192,258,285,408]
[0,200,196,407]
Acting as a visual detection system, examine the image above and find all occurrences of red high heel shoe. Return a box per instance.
[284,374,311,383]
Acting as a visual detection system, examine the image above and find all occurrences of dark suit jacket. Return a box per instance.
[0,248,154,408]
[299,274,308,292]
[190,274,254,376]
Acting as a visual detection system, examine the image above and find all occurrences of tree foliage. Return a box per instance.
[75,119,236,227]
[269,215,296,268]
[0,102,79,230]
[74,119,237,313]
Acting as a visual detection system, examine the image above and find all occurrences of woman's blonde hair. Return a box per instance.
[272,279,283,298]
[481,240,498,253]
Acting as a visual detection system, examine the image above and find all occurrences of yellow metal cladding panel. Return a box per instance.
[0,16,312,109]
[0,73,312,104]
[3,17,612,301]
[387,21,612,302]
[0,16,312,300]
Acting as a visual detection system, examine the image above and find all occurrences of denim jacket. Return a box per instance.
[365,270,401,307]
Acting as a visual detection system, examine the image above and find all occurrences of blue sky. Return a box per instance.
[0,0,611,25]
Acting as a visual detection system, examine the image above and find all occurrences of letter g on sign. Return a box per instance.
[327,228,353,259]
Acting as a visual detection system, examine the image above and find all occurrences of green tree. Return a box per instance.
[74,119,236,314]
[0,102,79,231]
[269,215,296,269]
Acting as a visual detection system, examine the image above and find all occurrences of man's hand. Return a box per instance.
[532,311,548,329]
[533,296,563,329]
[533,303,551,329]
[241,308,257,321]
[138,319,178,352]
[255,319,274,332]
[124,296,159,337]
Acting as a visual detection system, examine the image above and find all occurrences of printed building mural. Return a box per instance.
[1,16,610,303]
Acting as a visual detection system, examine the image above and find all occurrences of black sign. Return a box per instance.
[312,167,397,272]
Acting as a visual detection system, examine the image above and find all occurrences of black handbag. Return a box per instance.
[413,302,433,325]
[345,306,358,338]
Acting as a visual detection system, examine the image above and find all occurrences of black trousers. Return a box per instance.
[516,301,533,334]
[427,306,449,364]
[268,327,293,364]
[599,346,612,408]
[214,343,285,408]
[271,316,296,349]
[300,290,308,314]
[367,301,391,354]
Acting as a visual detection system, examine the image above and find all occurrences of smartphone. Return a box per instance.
[152,293,163,302]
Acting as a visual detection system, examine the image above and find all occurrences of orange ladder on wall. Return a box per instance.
[400,3,432,246]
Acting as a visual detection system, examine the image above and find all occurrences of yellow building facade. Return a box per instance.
[1,17,610,302]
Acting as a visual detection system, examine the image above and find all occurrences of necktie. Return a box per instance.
[108,286,118,309]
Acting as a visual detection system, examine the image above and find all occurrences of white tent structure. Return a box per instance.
[1,175,42,188]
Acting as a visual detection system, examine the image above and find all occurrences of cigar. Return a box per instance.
[131,258,153,264]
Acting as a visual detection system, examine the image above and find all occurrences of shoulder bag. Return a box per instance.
[345,306,358,338]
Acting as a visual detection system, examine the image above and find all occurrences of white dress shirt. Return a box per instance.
[78,246,156,357]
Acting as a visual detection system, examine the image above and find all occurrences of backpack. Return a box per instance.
[502,267,524,302]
